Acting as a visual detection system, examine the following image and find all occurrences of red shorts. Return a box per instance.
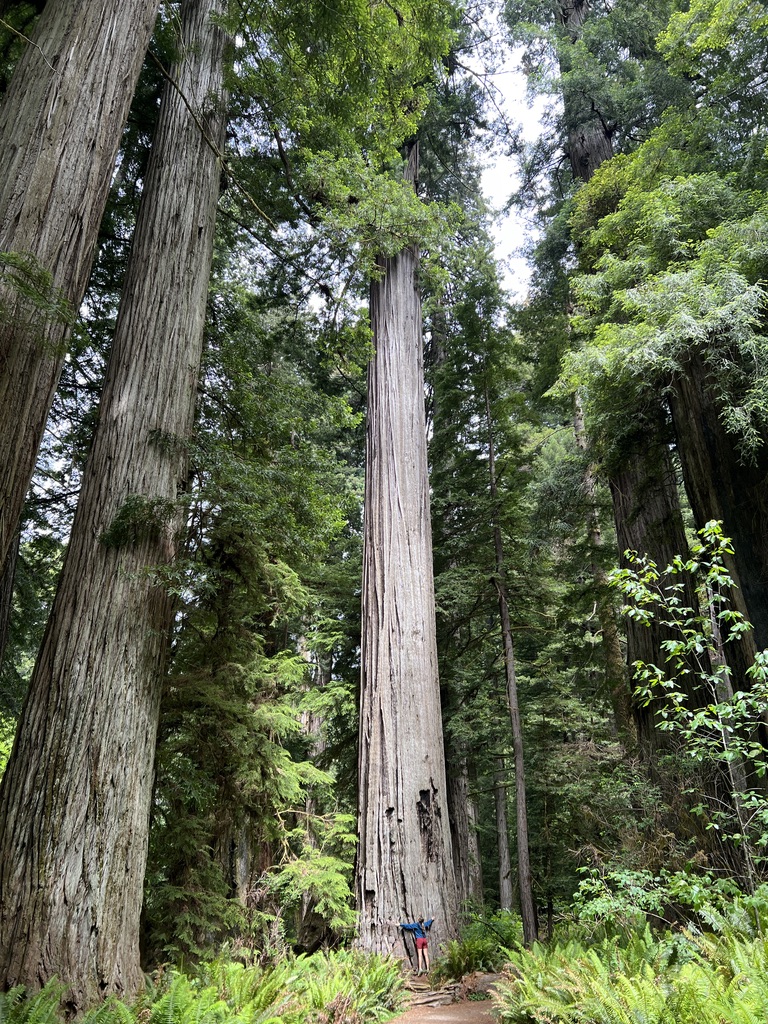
[415,937,428,950]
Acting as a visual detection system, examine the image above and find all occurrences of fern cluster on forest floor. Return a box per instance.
[0,951,405,1024]
[492,886,768,1024]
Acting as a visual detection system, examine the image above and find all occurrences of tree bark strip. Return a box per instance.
[0,0,227,1006]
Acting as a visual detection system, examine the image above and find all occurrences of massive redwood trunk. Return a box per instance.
[608,408,698,754]
[0,0,161,569]
[670,351,767,676]
[356,143,459,957]
[0,0,227,1008]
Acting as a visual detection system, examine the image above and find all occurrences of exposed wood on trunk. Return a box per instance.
[0,0,227,1006]
[0,0,162,570]
[356,142,459,957]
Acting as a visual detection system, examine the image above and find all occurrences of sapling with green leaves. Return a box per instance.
[610,520,768,889]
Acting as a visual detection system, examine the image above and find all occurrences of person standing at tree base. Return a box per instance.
[400,916,433,974]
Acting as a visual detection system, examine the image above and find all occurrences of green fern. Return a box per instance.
[0,984,65,1024]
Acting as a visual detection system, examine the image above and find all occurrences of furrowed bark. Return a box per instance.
[356,142,459,958]
[0,0,162,569]
[0,0,227,1007]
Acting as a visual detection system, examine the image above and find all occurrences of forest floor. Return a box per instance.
[391,999,496,1024]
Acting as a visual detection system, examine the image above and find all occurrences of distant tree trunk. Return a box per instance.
[0,0,161,570]
[485,387,537,945]
[555,0,613,181]
[446,748,484,910]
[493,759,513,912]
[554,0,627,743]
[573,396,634,742]
[356,142,459,957]
[0,532,19,672]
[0,0,227,1008]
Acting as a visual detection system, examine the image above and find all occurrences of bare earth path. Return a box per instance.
[390,1001,496,1024]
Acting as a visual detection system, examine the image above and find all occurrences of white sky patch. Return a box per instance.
[480,52,549,301]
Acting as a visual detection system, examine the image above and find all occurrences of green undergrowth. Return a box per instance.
[492,888,768,1024]
[430,910,524,983]
[0,950,405,1024]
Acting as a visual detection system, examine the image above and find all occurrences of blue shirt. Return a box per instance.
[400,919,433,938]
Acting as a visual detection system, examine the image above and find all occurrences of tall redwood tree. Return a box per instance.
[356,143,459,958]
[0,0,161,569]
[0,0,228,1007]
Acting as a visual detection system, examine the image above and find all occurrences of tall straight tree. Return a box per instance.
[356,142,459,956]
[0,0,162,569]
[484,384,538,944]
[0,0,228,1008]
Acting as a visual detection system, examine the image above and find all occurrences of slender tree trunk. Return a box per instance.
[0,0,227,1007]
[484,388,537,945]
[573,396,634,741]
[0,531,19,672]
[0,0,161,569]
[446,748,484,910]
[493,758,513,912]
[356,142,459,957]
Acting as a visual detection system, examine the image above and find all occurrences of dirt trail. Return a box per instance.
[390,1001,496,1024]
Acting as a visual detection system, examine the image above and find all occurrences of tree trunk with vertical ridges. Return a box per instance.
[356,142,459,959]
[0,0,227,1007]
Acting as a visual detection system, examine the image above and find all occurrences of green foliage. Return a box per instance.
[573,867,742,929]
[0,250,74,342]
[143,265,363,963]
[100,494,179,549]
[0,953,403,1024]
[266,815,358,934]
[492,891,768,1024]
[432,936,506,984]
[610,521,768,883]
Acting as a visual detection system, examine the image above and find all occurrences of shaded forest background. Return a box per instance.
[2,0,768,1003]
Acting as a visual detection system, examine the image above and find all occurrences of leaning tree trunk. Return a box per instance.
[0,0,227,1008]
[356,142,459,957]
[608,405,750,878]
[607,406,699,756]
[0,0,162,570]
